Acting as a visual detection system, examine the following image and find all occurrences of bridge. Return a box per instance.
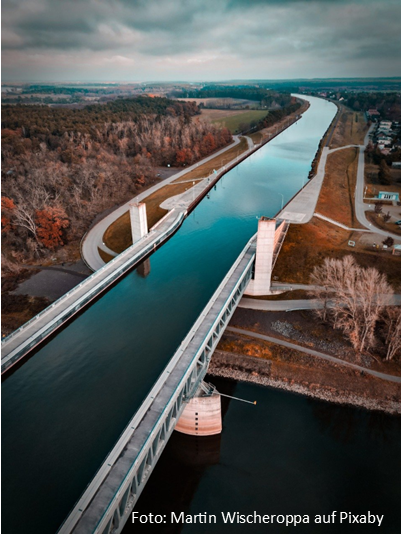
[1,208,185,374]
[2,213,286,534]
[58,235,256,534]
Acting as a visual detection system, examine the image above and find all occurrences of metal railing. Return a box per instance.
[2,210,185,373]
[59,234,256,534]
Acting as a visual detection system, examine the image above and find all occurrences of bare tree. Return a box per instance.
[310,255,392,353]
[383,307,401,361]
[374,202,383,214]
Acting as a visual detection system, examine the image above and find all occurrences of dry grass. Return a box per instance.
[248,132,263,144]
[329,110,367,148]
[200,108,252,120]
[272,104,401,288]
[317,147,361,228]
[209,110,267,133]
[272,217,401,289]
[98,247,115,263]
[365,211,401,235]
[172,137,248,182]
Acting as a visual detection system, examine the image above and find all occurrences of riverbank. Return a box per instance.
[209,349,400,415]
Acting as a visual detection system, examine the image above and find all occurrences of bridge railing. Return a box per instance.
[59,233,256,534]
[2,210,185,373]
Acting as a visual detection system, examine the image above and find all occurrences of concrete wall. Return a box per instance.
[245,217,288,296]
[175,394,222,436]
[129,202,148,244]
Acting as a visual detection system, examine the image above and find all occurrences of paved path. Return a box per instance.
[314,212,369,232]
[81,136,242,271]
[354,126,400,239]
[278,145,330,224]
[226,326,401,383]
[239,294,401,311]
[328,144,360,154]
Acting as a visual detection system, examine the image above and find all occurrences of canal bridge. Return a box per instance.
[2,214,287,534]
[58,235,256,534]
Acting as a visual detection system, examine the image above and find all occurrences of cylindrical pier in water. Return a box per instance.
[176,391,222,436]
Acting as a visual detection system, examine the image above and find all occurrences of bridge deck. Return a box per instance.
[66,242,256,534]
[1,209,184,374]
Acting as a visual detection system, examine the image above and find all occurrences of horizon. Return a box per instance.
[2,76,401,86]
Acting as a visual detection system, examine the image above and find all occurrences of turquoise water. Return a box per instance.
[2,96,350,533]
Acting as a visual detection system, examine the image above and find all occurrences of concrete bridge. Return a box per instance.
[57,215,287,534]
[58,235,257,534]
[2,207,286,534]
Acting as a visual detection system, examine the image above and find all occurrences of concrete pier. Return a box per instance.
[176,388,222,436]
[137,258,151,278]
[245,217,288,296]
[129,202,148,244]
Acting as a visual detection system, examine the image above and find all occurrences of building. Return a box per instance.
[377,137,392,146]
[366,109,380,120]
[378,191,400,202]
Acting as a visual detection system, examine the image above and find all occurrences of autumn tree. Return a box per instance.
[378,159,392,185]
[383,307,401,361]
[35,206,70,249]
[382,212,392,223]
[374,202,383,214]
[1,196,16,233]
[310,255,392,353]
[382,236,394,247]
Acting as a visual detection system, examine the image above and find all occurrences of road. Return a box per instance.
[239,294,401,311]
[82,136,242,270]
[226,326,401,383]
[354,126,400,239]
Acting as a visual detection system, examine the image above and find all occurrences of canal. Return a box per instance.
[126,378,400,534]
[4,96,397,534]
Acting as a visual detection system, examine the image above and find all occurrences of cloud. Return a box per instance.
[1,0,400,81]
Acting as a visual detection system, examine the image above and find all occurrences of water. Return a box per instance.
[126,379,400,534]
[5,95,393,534]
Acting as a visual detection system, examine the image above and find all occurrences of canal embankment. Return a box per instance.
[209,349,400,415]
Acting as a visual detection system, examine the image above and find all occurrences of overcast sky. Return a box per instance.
[2,0,400,82]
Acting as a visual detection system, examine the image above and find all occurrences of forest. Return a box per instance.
[1,96,232,262]
[170,85,293,108]
[341,92,401,121]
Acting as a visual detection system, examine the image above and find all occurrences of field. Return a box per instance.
[205,109,267,133]
[178,97,260,109]
[329,109,367,148]
[272,217,401,288]
[316,147,362,228]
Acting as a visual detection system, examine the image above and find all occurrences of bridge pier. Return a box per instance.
[175,384,222,436]
[129,202,148,244]
[245,217,288,296]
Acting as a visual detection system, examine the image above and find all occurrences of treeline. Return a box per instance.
[256,100,302,129]
[2,96,200,136]
[342,92,401,121]
[171,85,293,108]
[1,97,232,261]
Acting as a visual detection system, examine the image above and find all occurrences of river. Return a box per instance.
[2,96,399,534]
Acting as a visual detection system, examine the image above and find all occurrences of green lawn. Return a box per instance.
[211,110,267,133]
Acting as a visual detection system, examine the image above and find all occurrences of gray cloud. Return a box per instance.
[1,0,400,81]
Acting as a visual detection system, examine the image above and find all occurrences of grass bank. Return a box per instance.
[103,137,249,254]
